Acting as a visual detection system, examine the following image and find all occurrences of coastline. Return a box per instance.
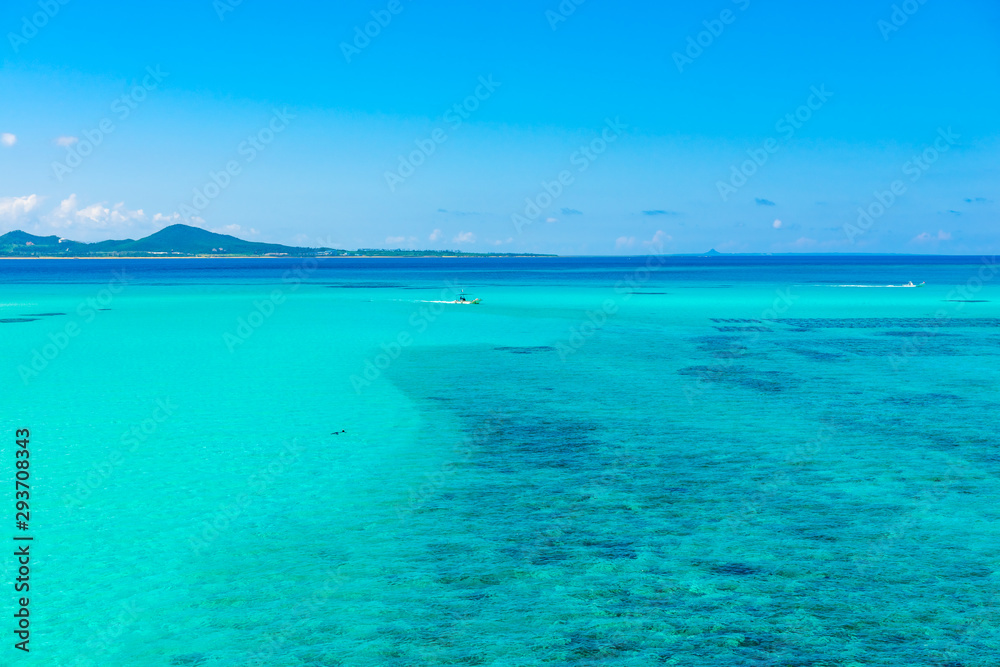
[0,254,553,260]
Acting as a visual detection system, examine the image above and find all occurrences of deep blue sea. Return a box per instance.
[2,255,998,666]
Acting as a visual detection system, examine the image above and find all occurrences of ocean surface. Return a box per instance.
[1,255,999,666]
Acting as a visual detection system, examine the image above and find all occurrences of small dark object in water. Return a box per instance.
[331,430,346,435]
[0,318,38,323]
[21,312,66,316]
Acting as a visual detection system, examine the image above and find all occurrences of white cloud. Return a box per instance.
[173,211,206,227]
[55,136,78,147]
[642,230,672,248]
[314,235,343,249]
[545,217,558,223]
[79,201,145,227]
[55,193,78,217]
[453,231,475,244]
[46,195,151,239]
[429,228,442,241]
[773,219,782,229]
[615,236,635,250]
[212,224,258,237]
[3,195,190,241]
[912,230,952,243]
[1,133,16,147]
[385,236,406,244]
[0,194,42,222]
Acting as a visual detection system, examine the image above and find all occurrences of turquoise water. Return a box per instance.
[2,256,999,666]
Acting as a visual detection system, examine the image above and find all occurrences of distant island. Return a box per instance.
[0,225,555,258]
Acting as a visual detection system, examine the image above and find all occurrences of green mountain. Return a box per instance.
[0,224,554,257]
[113,224,320,254]
[0,230,67,247]
[0,224,328,256]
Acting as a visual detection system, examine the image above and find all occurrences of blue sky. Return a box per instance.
[1,0,997,254]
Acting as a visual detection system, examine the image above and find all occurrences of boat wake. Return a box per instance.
[419,300,481,304]
[822,282,925,288]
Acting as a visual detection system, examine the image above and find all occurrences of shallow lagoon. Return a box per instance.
[2,255,998,665]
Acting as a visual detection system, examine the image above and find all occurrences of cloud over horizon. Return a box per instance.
[912,230,952,243]
[0,193,192,242]
[643,230,671,248]
[0,195,42,226]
